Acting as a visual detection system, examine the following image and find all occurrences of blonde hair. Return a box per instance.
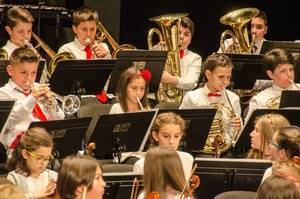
[143,147,186,198]
[6,6,34,28]
[0,184,25,199]
[247,113,290,159]
[9,47,39,66]
[73,7,98,27]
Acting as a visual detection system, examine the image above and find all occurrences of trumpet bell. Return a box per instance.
[220,8,259,26]
[61,94,81,115]
[48,52,76,75]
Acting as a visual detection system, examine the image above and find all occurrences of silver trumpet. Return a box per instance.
[30,83,81,115]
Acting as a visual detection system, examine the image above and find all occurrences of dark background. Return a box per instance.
[0,0,298,59]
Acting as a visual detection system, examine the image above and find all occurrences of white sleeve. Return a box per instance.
[179,93,193,109]
[244,96,259,124]
[133,158,144,174]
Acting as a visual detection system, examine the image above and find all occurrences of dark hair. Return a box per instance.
[263,48,295,73]
[116,66,149,112]
[9,47,39,66]
[8,127,53,176]
[254,9,268,25]
[202,53,233,82]
[276,126,300,159]
[6,6,34,28]
[56,155,102,199]
[180,16,194,37]
[73,7,98,27]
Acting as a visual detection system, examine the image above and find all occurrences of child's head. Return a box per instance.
[143,146,186,198]
[270,126,300,161]
[116,66,150,112]
[5,6,34,47]
[0,184,25,199]
[251,9,268,41]
[264,48,295,89]
[248,113,290,159]
[150,112,186,150]
[7,47,39,92]
[203,53,233,92]
[56,155,105,199]
[8,127,53,177]
[72,7,98,46]
[179,16,194,50]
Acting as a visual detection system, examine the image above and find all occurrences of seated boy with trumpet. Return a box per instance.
[0,47,65,156]
[58,7,111,59]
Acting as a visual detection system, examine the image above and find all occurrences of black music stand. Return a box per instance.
[107,50,168,94]
[88,110,158,161]
[49,59,116,96]
[260,40,300,54]
[225,54,269,90]
[29,117,92,159]
[0,60,45,86]
[235,108,300,157]
[280,90,300,108]
[157,109,217,154]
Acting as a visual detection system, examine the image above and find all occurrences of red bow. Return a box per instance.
[95,90,109,104]
[140,69,152,82]
[208,92,221,97]
[180,50,185,59]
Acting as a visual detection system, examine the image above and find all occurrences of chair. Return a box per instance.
[214,191,256,199]
[154,102,180,110]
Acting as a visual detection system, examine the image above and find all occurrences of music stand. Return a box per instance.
[157,109,217,153]
[29,117,92,159]
[225,54,269,90]
[49,59,116,96]
[260,40,300,54]
[88,109,158,160]
[235,109,300,156]
[0,60,45,86]
[280,90,300,108]
[107,50,168,94]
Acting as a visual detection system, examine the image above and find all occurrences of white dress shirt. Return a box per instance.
[217,38,266,54]
[58,37,111,59]
[0,79,65,150]
[109,103,124,114]
[2,40,19,58]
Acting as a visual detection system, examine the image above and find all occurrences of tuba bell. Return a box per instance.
[0,48,8,60]
[220,7,259,54]
[94,21,136,58]
[147,13,188,103]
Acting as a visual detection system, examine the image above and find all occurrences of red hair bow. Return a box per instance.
[140,69,152,82]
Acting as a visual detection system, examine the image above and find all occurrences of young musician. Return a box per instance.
[1,6,34,58]
[109,66,151,114]
[0,47,64,155]
[245,48,299,122]
[58,7,111,59]
[180,53,242,155]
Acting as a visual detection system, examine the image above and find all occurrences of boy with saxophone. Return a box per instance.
[58,7,111,59]
[245,48,299,122]
[0,47,64,157]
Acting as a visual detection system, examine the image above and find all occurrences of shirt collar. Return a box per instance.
[74,37,87,50]
[271,83,294,93]
[8,79,26,94]
[6,40,20,50]
[203,83,223,95]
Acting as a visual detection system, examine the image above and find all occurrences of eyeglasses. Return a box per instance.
[269,140,281,149]
[27,151,54,163]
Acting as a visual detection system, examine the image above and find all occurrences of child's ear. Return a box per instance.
[21,149,29,159]
[266,70,274,80]
[204,70,212,81]
[5,26,12,35]
[152,131,159,142]
[72,25,78,34]
[7,65,14,77]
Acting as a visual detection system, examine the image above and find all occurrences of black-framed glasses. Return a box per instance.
[269,140,281,149]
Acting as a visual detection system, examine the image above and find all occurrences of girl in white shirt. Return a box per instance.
[7,127,57,199]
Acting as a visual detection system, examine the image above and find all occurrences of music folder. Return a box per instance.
[88,109,158,160]
[0,60,45,86]
[157,108,217,153]
[224,53,269,90]
[29,117,92,159]
[280,90,300,108]
[107,50,168,94]
[49,59,116,96]
[260,40,300,54]
[235,108,300,156]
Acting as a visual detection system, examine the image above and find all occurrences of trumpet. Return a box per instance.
[30,82,81,115]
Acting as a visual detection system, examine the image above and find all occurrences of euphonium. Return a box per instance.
[26,32,75,75]
[220,7,259,54]
[147,13,188,103]
[0,48,8,60]
[92,21,136,58]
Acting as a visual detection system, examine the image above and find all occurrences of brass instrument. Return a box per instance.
[0,48,8,60]
[148,13,188,103]
[27,32,75,75]
[220,7,259,54]
[266,95,281,109]
[94,21,136,58]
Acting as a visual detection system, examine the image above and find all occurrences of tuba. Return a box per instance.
[0,49,8,60]
[28,32,76,75]
[220,7,259,54]
[147,13,187,103]
[94,21,136,58]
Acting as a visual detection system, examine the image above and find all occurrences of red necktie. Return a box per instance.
[24,92,47,121]
[208,92,221,97]
[84,45,93,60]
[180,50,185,59]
